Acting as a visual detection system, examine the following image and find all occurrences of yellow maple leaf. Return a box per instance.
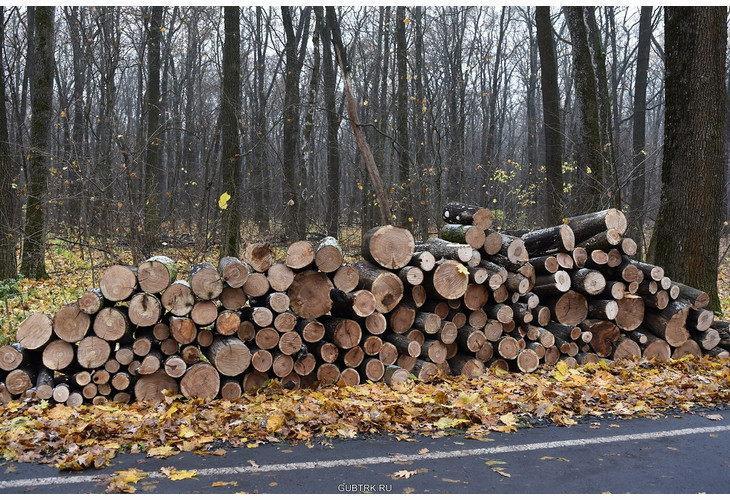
[266,414,286,433]
[160,466,197,481]
[147,445,179,458]
[212,481,238,487]
[499,413,518,426]
[218,191,231,210]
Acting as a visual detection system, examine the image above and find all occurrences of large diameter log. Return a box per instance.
[687,308,714,332]
[16,313,53,350]
[543,291,588,326]
[180,362,220,401]
[511,349,540,373]
[296,319,325,343]
[641,334,671,361]
[614,295,645,332]
[77,336,111,369]
[521,224,575,255]
[170,316,197,345]
[190,300,219,326]
[287,270,334,319]
[286,240,315,270]
[205,336,251,376]
[424,260,469,300]
[0,344,30,371]
[138,255,178,293]
[77,288,105,315]
[361,225,415,270]
[93,307,132,342]
[244,242,273,272]
[189,262,223,300]
[442,202,494,230]
[566,208,627,243]
[6,367,35,395]
[353,260,404,313]
[332,265,360,293]
[134,370,179,401]
[672,339,702,359]
[42,339,74,371]
[218,256,249,288]
[100,264,138,301]
[315,236,344,273]
[383,364,411,385]
[128,292,163,327]
[52,302,91,343]
[642,300,691,347]
[613,337,641,360]
[161,280,195,316]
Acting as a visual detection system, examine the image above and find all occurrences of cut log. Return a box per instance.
[436,320,459,345]
[115,346,135,366]
[581,319,620,357]
[412,359,439,381]
[243,370,269,392]
[163,355,188,378]
[330,288,377,318]
[448,353,485,378]
[77,336,111,369]
[398,265,425,286]
[244,242,273,272]
[416,237,472,263]
[687,308,714,332]
[571,247,588,268]
[189,262,223,300]
[278,331,303,356]
[237,321,256,342]
[339,367,361,385]
[190,300,219,326]
[365,312,388,335]
[353,260,403,313]
[456,325,487,352]
[294,352,317,376]
[567,208,627,243]
[77,288,105,315]
[6,367,34,395]
[0,344,29,371]
[134,370,178,401]
[332,265,360,293]
[362,335,384,356]
[243,272,270,298]
[498,233,528,264]
[250,292,290,314]
[340,345,365,368]
[440,224,487,249]
[135,349,164,376]
[220,379,243,400]
[543,291,588,326]
[161,280,195,316]
[100,264,137,301]
[16,313,53,350]
[272,353,294,377]
[424,259,469,300]
[138,255,178,293]
[205,336,251,376]
[672,339,702,359]
[532,270,571,295]
[315,363,341,384]
[93,307,132,342]
[606,248,623,268]
[315,236,344,273]
[214,309,241,336]
[419,339,447,364]
[286,240,315,270]
[254,327,280,350]
[389,304,417,334]
[569,268,606,296]
[362,225,415,270]
[311,341,339,363]
[265,263,294,293]
[613,337,641,360]
[690,328,720,350]
[287,270,334,319]
[574,351,599,365]
[530,255,559,274]
[521,224,575,255]
[468,309,488,329]
[577,228,623,253]
[442,202,493,230]
[112,371,134,390]
[128,292,163,327]
[180,362,220,401]
[511,349,540,373]
[587,249,609,268]
[42,339,75,371]
[218,256,249,288]
[386,334,422,357]
[250,348,274,372]
[643,290,670,310]
[588,299,619,321]
[642,299,691,347]
[321,317,362,349]
[484,303,514,324]
[170,316,197,345]
[495,336,520,360]
[640,334,671,361]
[273,312,298,333]
[482,230,504,256]
[383,364,411,385]
[296,319,326,343]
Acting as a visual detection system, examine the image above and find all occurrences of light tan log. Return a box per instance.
[205,336,251,376]
[77,336,111,369]
[361,225,415,270]
[383,364,411,385]
[244,242,273,272]
[180,362,220,401]
[16,313,53,350]
[321,316,362,349]
[128,292,163,327]
[672,339,702,359]
[134,370,179,402]
[218,256,249,288]
[190,300,219,326]
[288,270,334,319]
[353,260,403,313]
[77,288,105,315]
[100,264,137,301]
[161,280,195,316]
[332,265,360,293]
[138,255,178,293]
[296,319,326,343]
[170,316,197,345]
[315,236,344,273]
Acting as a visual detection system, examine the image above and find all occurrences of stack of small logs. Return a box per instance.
[2,202,727,406]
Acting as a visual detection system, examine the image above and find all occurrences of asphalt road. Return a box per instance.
[0,408,729,494]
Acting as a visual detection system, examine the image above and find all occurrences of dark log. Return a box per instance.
[321,316,362,349]
[448,354,484,378]
[566,208,627,243]
[577,228,623,252]
[383,364,411,385]
[532,270,571,295]
[588,299,619,321]
[569,268,606,296]
[521,224,575,255]
[440,223,487,249]
[456,325,486,352]
[330,288,377,318]
[442,202,494,230]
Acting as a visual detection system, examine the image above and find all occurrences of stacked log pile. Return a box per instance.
[2,203,727,405]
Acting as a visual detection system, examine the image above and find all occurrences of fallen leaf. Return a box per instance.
[213,449,227,456]
[147,445,179,458]
[540,456,570,462]
[418,448,429,455]
[485,460,507,466]
[159,466,197,481]
[212,481,238,487]
[706,414,724,421]
[403,487,415,494]
[269,482,278,487]
[442,478,460,483]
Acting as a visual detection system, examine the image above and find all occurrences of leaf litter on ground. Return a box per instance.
[0,356,728,473]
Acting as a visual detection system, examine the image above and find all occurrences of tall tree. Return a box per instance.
[535,6,563,225]
[141,6,164,257]
[628,7,653,257]
[219,6,242,257]
[0,6,18,279]
[395,6,412,231]
[649,7,727,312]
[563,6,602,213]
[20,6,55,279]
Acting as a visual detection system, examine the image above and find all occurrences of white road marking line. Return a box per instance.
[1,424,729,490]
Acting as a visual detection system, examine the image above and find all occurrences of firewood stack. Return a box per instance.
[2,202,727,405]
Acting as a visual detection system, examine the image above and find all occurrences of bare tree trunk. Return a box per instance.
[0,6,17,279]
[395,6,412,231]
[535,7,563,225]
[219,7,242,257]
[20,6,55,279]
[649,7,727,312]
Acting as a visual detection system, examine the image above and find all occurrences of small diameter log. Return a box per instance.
[161,280,195,316]
[362,334,384,356]
[190,300,219,326]
[170,316,197,345]
[77,336,111,369]
[216,310,241,336]
[250,348,274,372]
[330,288,377,318]
[641,334,671,361]
[543,291,588,326]
[556,252,574,269]
[128,292,163,327]
[286,240,315,270]
[643,290,670,310]
[42,339,75,371]
[195,330,213,349]
[189,262,223,300]
[220,379,243,400]
[244,241,273,273]
[414,311,442,335]
[442,202,494,230]
[255,328,280,350]
[316,363,341,384]
[671,339,702,359]
[218,256,249,288]
[412,359,439,381]
[446,309,466,328]
[386,334,422,357]
[115,346,135,366]
[627,259,664,281]
[424,259,469,300]
[321,317,362,349]
[243,370,269,392]
[504,272,530,295]
[440,224,487,249]
[339,367,361,386]
[389,304,416,334]
[35,367,55,400]
[77,288,105,315]
[532,305,551,326]
[456,325,487,353]
[672,282,710,309]
[575,352,599,365]
[436,321,459,345]
[705,347,729,359]
[250,292,291,314]
[399,266,425,286]
[687,308,714,332]
[569,268,606,296]
[530,255,559,274]
[6,367,35,395]
[511,349,540,373]
[448,354,484,378]
[419,339,447,364]
[93,307,132,342]
[136,350,164,376]
[383,365,411,385]
[532,270,571,295]
[180,362,220,401]
[407,285,427,308]
[272,353,294,377]
[0,344,29,371]
[138,255,178,293]
[588,299,619,321]
[241,306,273,328]
[312,341,339,363]
[134,370,179,402]
[521,224,575,255]
[164,356,188,378]
[237,321,255,342]
[267,263,295,292]
[588,249,609,268]
[614,295,645,332]
[332,265,360,293]
[288,270,334,319]
[361,225,415,270]
[294,352,317,376]
[296,319,326,343]
[613,337,641,360]
[100,264,138,302]
[572,247,588,268]
[205,336,251,376]
[353,260,404,313]
[498,233,529,264]
[566,208,627,244]
[273,312,297,333]
[495,336,520,360]
[690,328,720,350]
[357,357,385,382]
[577,228,623,253]
[279,331,303,356]
[483,230,504,256]
[468,309,488,329]
[606,248,623,268]
[16,313,53,350]
[484,303,514,324]
[112,371,134,391]
[315,236,344,273]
